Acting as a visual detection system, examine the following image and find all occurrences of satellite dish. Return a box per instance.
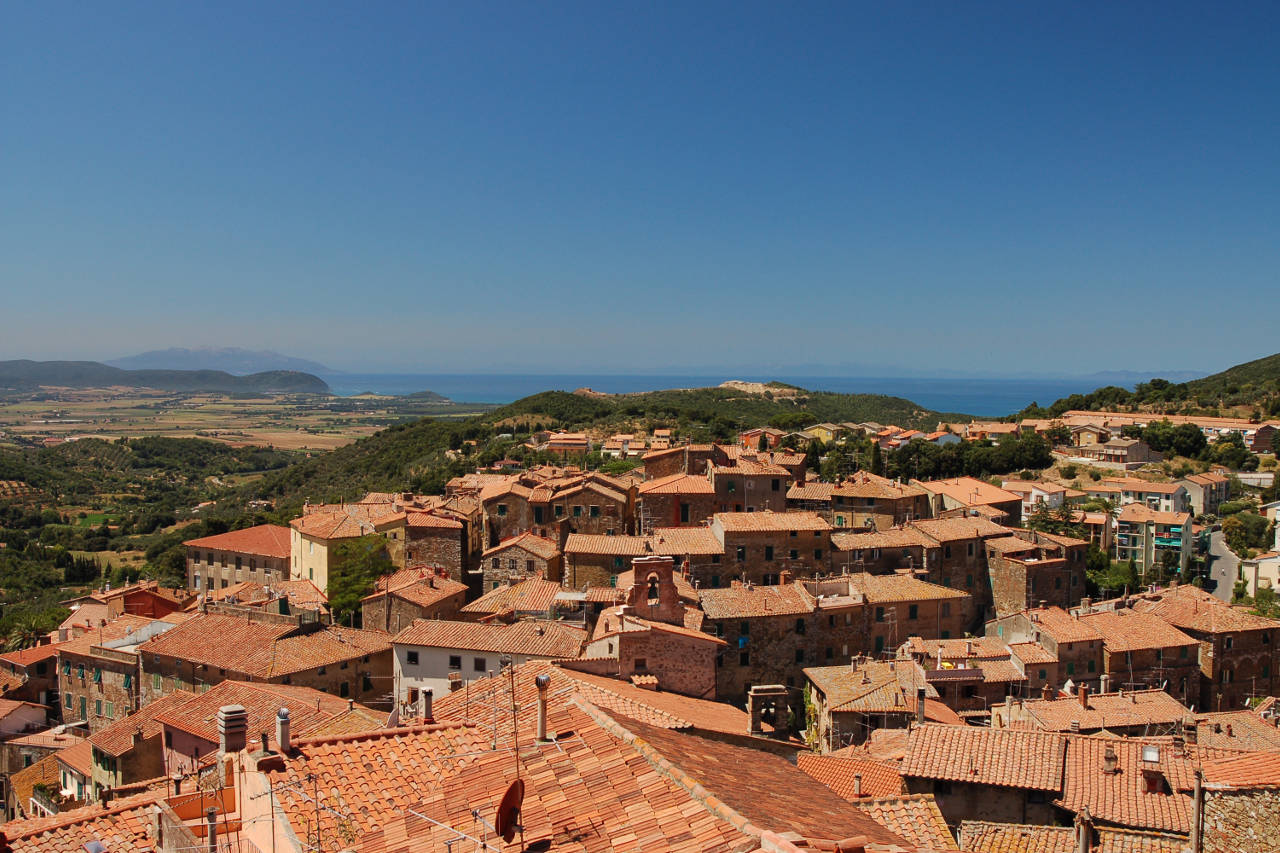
[496,778,524,843]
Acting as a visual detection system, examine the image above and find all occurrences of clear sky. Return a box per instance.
[3,2,1277,375]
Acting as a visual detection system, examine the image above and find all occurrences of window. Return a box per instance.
[65,693,72,709]
[795,648,805,663]
[363,675,374,691]
[448,655,462,669]
[765,546,774,561]
[1038,669,1047,680]
[533,506,544,524]
[573,505,582,518]
[771,479,780,492]
[967,542,974,557]
[789,549,799,560]
[76,664,85,679]
[736,546,746,562]
[1224,635,1234,650]
[554,505,564,517]
[634,658,647,671]
[1087,659,1096,673]
[908,605,919,620]
[497,504,508,517]
[875,607,885,623]
[93,668,102,684]
[407,651,419,666]
[711,554,720,564]
[680,503,691,523]
[613,556,624,570]
[814,549,823,560]
[1066,662,1075,675]
[740,622,750,635]
[589,505,600,518]
[153,673,162,691]
[1179,646,1189,659]
[62,661,71,676]
[825,647,833,660]
[123,672,132,689]
[739,650,749,666]
[340,681,350,698]
[711,575,721,588]
[874,636,885,653]
[105,701,114,718]
[727,480,737,493]
[474,657,487,673]
[795,618,806,635]
[944,545,952,559]
[95,699,103,717]
[317,666,327,676]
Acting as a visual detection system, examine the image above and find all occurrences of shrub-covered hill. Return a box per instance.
[243,386,965,508]
[0,360,329,394]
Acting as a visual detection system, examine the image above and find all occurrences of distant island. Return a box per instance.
[107,346,334,376]
[0,360,330,394]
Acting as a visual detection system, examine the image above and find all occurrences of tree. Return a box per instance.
[870,442,884,477]
[328,535,393,626]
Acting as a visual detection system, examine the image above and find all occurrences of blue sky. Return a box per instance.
[3,2,1277,375]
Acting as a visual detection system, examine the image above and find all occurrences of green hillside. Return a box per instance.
[1019,351,1280,420]
[0,360,330,394]
[243,386,961,509]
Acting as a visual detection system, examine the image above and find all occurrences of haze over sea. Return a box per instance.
[321,374,1110,418]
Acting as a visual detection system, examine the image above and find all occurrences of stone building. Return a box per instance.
[910,516,1012,624]
[831,527,933,575]
[84,689,195,800]
[478,531,562,589]
[0,644,62,711]
[708,454,792,514]
[184,524,292,592]
[987,605,1106,692]
[636,473,718,530]
[983,533,1085,618]
[137,612,393,709]
[849,572,973,655]
[638,444,718,480]
[562,534,651,589]
[804,658,949,750]
[1201,752,1280,853]
[829,473,931,531]
[56,615,182,732]
[1129,584,1280,711]
[707,511,832,586]
[1075,605,1202,704]
[582,556,724,699]
[360,566,469,634]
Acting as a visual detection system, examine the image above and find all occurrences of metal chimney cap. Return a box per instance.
[535,673,551,689]
[276,707,291,720]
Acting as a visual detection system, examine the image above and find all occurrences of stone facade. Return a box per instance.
[57,647,138,732]
[1203,785,1280,853]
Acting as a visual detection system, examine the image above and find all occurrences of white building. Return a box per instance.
[391,619,585,707]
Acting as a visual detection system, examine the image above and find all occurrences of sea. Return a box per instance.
[319,374,1110,418]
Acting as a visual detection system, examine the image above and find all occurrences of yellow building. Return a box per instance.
[289,504,406,593]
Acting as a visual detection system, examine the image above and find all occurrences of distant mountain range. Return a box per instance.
[0,360,329,394]
[107,347,334,375]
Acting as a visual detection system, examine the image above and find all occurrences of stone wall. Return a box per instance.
[1204,786,1280,853]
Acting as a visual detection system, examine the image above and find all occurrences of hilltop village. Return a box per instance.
[1,413,1279,853]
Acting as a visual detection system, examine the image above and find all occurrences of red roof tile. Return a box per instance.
[460,576,564,615]
[900,724,1067,791]
[182,523,291,558]
[393,619,586,658]
[796,753,906,799]
[961,820,1187,853]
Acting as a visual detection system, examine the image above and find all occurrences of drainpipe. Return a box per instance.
[1191,769,1204,853]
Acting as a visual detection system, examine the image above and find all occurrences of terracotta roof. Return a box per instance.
[1192,710,1280,751]
[7,753,63,820]
[3,789,161,853]
[961,820,1187,853]
[460,576,564,615]
[56,614,160,657]
[592,612,726,647]
[1055,736,1240,833]
[900,724,1067,791]
[0,643,63,667]
[1021,689,1191,732]
[270,579,330,609]
[637,472,715,495]
[393,619,586,658]
[848,572,968,603]
[698,582,815,619]
[1116,505,1192,526]
[713,510,831,532]
[1102,478,1187,495]
[404,510,463,529]
[1130,584,1280,634]
[481,531,561,560]
[985,535,1041,555]
[833,472,927,500]
[904,636,1009,661]
[434,660,755,737]
[787,481,835,501]
[805,659,938,715]
[137,614,390,678]
[1028,606,1105,643]
[1201,750,1280,789]
[648,526,724,556]
[851,794,959,850]
[289,503,388,539]
[88,689,196,756]
[796,753,906,798]
[563,533,650,556]
[1077,609,1199,653]
[911,516,1012,542]
[1009,641,1058,665]
[153,680,376,748]
[832,527,935,551]
[55,739,94,778]
[918,477,1022,507]
[182,523,291,558]
[362,568,467,609]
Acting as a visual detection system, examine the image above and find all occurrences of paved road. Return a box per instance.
[1205,530,1239,602]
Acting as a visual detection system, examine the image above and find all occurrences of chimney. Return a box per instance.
[172,775,182,796]
[1076,807,1093,853]
[1079,684,1089,710]
[1080,597,1092,611]
[1184,718,1198,745]
[275,708,291,753]
[1042,683,1054,700]
[206,808,218,853]
[1070,719,1081,733]
[422,689,433,722]
[916,687,926,724]
[853,773,863,798]
[1191,769,1205,853]
[535,673,551,742]
[1099,673,1110,694]
[1102,746,1118,774]
[217,705,248,755]
[132,729,144,747]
